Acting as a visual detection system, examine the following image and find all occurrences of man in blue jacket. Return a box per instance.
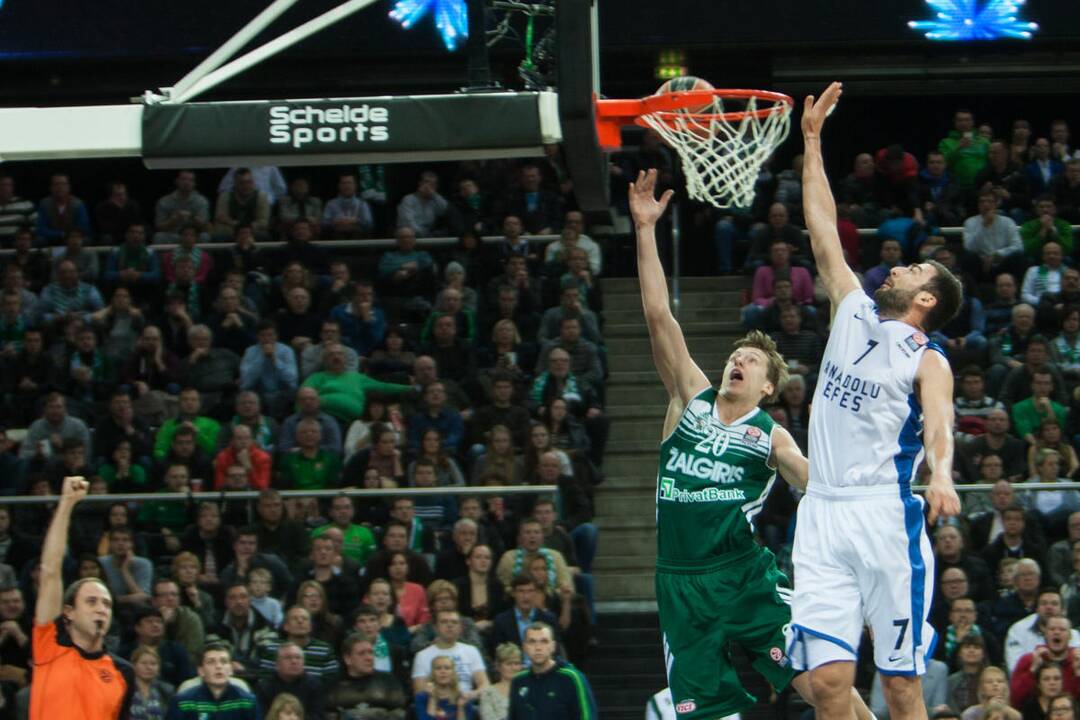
[508,622,596,720]
[167,643,260,720]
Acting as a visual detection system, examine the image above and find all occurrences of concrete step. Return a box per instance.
[595,570,657,600]
[605,335,742,358]
[596,611,659,629]
[606,383,672,407]
[601,417,666,443]
[602,276,749,293]
[595,488,657,515]
[603,306,741,324]
[605,293,748,312]
[603,320,743,339]
[606,404,668,419]
[606,439,669,455]
[594,514,655,533]
[603,451,661,477]
[608,353,727,373]
[594,553,656,572]
[589,528,655,556]
[599,474,657,490]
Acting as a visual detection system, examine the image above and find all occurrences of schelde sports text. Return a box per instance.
[268,104,390,148]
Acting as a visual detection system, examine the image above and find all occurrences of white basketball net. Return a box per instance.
[640,94,792,210]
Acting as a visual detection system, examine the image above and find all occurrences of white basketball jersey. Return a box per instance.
[808,289,939,496]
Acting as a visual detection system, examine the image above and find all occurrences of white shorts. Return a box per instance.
[785,485,937,677]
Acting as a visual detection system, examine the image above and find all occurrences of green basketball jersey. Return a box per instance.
[656,386,778,568]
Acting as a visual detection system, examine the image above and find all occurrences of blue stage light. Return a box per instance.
[389,0,469,51]
[909,0,1038,40]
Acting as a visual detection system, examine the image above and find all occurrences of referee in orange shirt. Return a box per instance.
[31,477,134,720]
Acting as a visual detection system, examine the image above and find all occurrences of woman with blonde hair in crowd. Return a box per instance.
[265,692,305,720]
[415,655,473,720]
[478,643,523,720]
[471,425,524,485]
[129,646,174,720]
[1027,421,1079,479]
[478,318,532,389]
[962,667,1020,720]
[411,580,485,654]
[296,580,344,649]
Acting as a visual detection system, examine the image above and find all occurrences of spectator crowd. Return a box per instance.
[726,111,1080,720]
[0,158,605,720]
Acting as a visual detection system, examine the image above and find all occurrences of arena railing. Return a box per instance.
[808,224,1080,239]
[0,481,1075,506]
[0,233,560,255]
[0,484,558,505]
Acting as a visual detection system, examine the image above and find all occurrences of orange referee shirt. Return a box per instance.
[30,620,134,720]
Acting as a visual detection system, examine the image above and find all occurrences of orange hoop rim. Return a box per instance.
[594,88,794,149]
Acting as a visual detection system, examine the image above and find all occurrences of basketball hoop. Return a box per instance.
[597,88,794,210]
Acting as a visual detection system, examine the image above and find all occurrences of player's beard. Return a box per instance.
[874,285,917,319]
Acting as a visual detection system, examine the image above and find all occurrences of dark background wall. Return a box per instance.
[1,1,1079,193]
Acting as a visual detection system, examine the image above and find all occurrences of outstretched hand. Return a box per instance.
[801,81,843,139]
[629,169,674,228]
[61,476,89,504]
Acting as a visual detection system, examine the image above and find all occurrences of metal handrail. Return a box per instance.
[0,233,559,256]
[0,484,558,506]
[913,481,1080,493]
[5,480,1074,504]
[804,223,1080,239]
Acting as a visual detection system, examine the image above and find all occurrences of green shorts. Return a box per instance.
[656,544,797,719]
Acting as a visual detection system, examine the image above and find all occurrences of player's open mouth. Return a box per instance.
[730,369,743,381]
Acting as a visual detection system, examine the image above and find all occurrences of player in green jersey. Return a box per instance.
[631,169,873,720]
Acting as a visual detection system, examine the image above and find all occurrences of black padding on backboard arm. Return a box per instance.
[556,0,611,220]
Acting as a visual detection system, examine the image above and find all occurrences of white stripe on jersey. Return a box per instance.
[808,289,934,495]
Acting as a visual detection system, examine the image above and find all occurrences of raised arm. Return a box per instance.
[630,170,708,403]
[801,82,861,310]
[917,350,960,523]
[769,425,808,491]
[35,476,89,625]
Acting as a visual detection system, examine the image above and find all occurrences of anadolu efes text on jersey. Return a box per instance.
[808,289,943,494]
[655,387,779,566]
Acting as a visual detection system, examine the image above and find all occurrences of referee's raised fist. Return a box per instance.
[61,476,89,501]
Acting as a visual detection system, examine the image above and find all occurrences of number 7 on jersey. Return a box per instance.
[852,339,879,366]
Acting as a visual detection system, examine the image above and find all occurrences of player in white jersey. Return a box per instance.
[787,82,963,720]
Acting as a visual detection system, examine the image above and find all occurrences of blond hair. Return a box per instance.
[426,579,458,606]
[266,693,304,720]
[429,655,461,703]
[495,642,523,665]
[732,330,788,403]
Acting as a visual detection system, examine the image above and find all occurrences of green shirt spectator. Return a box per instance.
[302,343,411,423]
[312,523,377,565]
[1011,373,1069,441]
[154,388,221,458]
[278,449,342,490]
[311,494,377,565]
[1020,197,1075,257]
[938,110,990,189]
[98,462,149,492]
[138,463,193,535]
